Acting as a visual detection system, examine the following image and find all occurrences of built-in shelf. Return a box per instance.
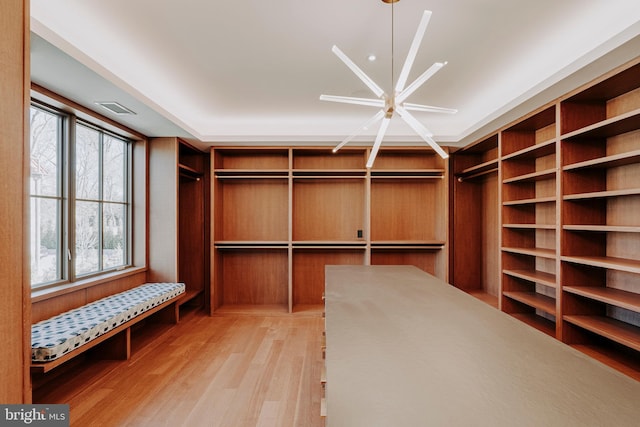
[502,269,557,288]
[214,169,289,179]
[215,241,289,249]
[212,146,448,312]
[503,224,556,230]
[501,138,556,161]
[456,159,498,180]
[563,286,640,313]
[503,196,556,206]
[292,169,366,178]
[501,247,556,259]
[293,241,366,247]
[561,108,640,140]
[564,315,640,352]
[370,169,445,178]
[563,149,640,171]
[502,168,556,184]
[563,225,640,233]
[503,291,556,315]
[561,255,640,274]
[563,188,640,201]
[179,163,202,177]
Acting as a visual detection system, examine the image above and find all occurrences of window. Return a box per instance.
[29,103,132,287]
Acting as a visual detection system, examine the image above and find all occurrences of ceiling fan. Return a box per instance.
[320,6,457,168]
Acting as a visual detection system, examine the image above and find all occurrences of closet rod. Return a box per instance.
[457,167,498,182]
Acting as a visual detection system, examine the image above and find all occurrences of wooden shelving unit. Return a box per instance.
[449,134,499,303]
[559,60,640,375]
[499,104,559,336]
[211,148,289,311]
[450,58,640,378]
[212,146,448,312]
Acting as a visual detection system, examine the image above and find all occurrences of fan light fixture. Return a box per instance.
[320,2,456,168]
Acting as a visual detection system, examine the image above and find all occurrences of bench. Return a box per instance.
[31,282,185,374]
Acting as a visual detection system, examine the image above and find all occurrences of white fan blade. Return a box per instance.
[396,62,445,104]
[394,10,432,94]
[366,116,391,168]
[320,95,385,108]
[403,102,457,114]
[396,106,448,159]
[333,110,385,153]
[332,45,385,98]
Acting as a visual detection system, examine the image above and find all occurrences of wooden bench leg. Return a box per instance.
[89,328,131,361]
[148,301,180,324]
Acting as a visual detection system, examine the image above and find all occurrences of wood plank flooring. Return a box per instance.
[33,307,325,427]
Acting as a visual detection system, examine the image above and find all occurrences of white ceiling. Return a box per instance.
[30,0,640,150]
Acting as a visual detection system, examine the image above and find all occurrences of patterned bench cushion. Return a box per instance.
[32,282,185,362]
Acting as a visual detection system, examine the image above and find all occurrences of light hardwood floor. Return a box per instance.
[33,306,325,427]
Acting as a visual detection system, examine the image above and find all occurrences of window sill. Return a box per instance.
[31,266,148,303]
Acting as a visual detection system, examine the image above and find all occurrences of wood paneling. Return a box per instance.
[371,179,441,241]
[221,249,288,306]
[293,179,364,242]
[0,0,30,403]
[148,137,178,283]
[220,179,288,241]
[292,249,364,305]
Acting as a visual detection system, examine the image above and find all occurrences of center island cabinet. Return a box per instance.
[210,147,448,313]
[323,265,640,427]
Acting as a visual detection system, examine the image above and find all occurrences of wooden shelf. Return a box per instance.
[502,247,556,259]
[215,241,289,249]
[214,169,289,179]
[563,188,640,201]
[456,159,498,180]
[292,169,366,178]
[561,255,640,274]
[561,108,640,140]
[503,291,556,315]
[564,315,640,352]
[179,163,202,177]
[563,225,640,233]
[502,168,556,184]
[501,138,556,161]
[502,269,556,288]
[371,240,445,246]
[293,241,366,248]
[563,286,640,313]
[503,196,556,206]
[571,344,640,381]
[503,223,556,230]
[370,169,445,178]
[563,149,640,171]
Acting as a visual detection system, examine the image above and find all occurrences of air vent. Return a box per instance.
[95,101,136,115]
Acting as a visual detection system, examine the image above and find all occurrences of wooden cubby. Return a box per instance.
[211,146,449,312]
[559,60,640,376]
[450,134,499,300]
[150,138,209,308]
